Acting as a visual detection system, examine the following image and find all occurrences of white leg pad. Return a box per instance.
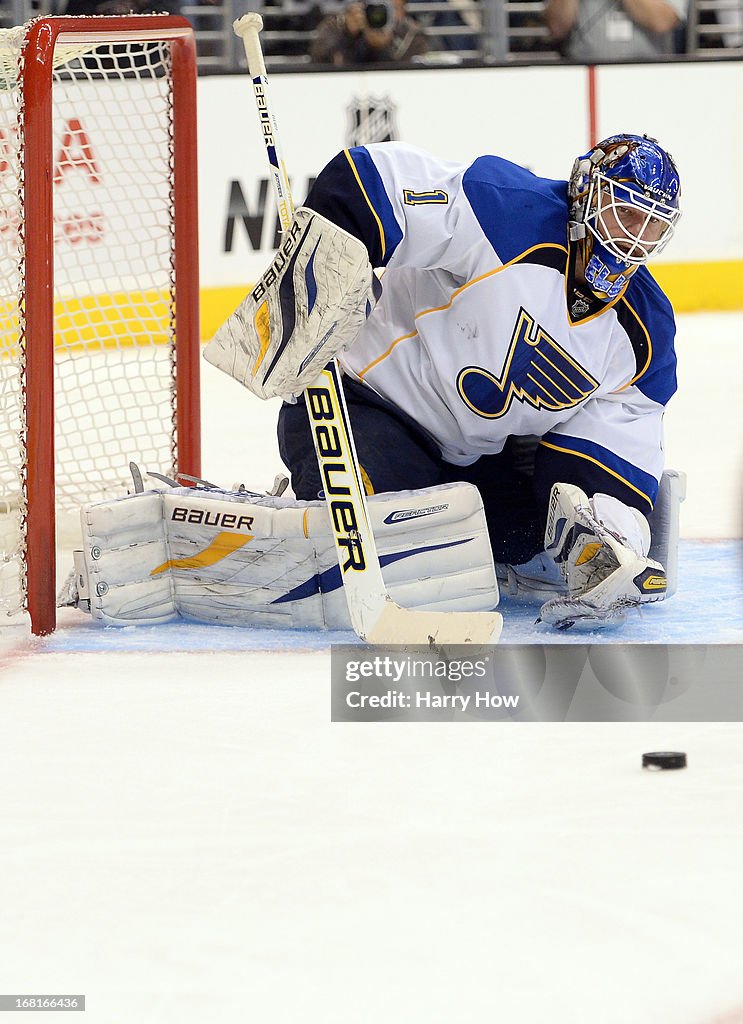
[74,481,498,629]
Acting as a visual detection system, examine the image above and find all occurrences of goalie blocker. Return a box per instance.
[203,208,378,400]
[65,480,499,629]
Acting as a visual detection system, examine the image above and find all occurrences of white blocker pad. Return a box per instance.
[203,208,376,400]
[75,482,498,629]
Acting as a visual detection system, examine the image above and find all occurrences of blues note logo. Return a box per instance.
[457,308,599,419]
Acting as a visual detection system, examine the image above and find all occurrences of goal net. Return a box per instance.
[0,15,200,634]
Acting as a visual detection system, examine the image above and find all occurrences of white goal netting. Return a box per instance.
[1,20,188,623]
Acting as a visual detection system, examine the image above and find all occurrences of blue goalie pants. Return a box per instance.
[277,376,545,565]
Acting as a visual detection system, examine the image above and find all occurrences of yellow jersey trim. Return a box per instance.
[343,148,386,261]
[613,296,653,393]
[539,439,654,510]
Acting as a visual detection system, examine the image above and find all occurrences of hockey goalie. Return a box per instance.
[65,133,687,635]
[203,132,686,632]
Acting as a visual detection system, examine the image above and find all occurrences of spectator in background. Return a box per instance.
[62,0,183,14]
[544,0,687,59]
[716,3,743,47]
[407,0,480,53]
[261,0,323,60]
[310,0,428,64]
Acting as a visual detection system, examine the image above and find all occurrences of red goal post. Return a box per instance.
[0,15,201,635]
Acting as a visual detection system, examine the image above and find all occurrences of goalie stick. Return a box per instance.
[233,14,502,645]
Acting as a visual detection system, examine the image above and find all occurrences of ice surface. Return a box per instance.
[23,538,743,654]
[1,650,743,1024]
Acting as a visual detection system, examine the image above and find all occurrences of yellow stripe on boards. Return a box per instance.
[55,290,173,352]
[650,261,743,312]
[198,262,743,343]
[201,286,249,341]
[1,289,174,357]
[4,258,741,365]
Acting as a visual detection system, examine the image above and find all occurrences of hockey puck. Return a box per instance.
[642,751,687,771]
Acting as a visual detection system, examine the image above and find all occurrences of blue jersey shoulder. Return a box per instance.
[621,267,677,406]
[462,156,569,262]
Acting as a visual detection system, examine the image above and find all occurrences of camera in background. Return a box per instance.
[365,0,393,28]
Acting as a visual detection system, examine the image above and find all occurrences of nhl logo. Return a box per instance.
[346,95,398,147]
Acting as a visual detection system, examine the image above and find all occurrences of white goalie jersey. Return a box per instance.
[308,143,677,514]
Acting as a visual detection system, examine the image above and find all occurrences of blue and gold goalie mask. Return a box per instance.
[568,134,681,301]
